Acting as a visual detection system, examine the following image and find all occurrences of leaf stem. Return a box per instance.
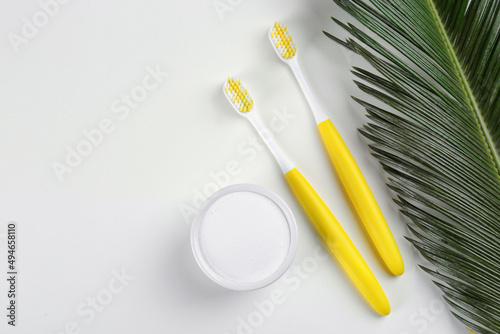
[427,0,500,176]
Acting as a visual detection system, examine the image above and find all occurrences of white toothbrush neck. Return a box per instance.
[247,111,295,174]
[289,57,328,124]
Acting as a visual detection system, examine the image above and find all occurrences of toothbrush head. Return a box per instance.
[223,77,254,115]
[269,21,297,62]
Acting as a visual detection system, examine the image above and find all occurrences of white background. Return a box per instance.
[0,0,468,333]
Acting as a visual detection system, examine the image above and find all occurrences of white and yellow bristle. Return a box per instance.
[270,22,297,59]
[224,77,254,113]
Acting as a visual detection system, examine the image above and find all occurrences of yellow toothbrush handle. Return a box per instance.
[285,168,390,316]
[318,119,404,276]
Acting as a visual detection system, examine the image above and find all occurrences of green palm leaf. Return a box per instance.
[323,0,500,332]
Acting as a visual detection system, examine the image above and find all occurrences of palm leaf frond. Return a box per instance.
[323,0,500,332]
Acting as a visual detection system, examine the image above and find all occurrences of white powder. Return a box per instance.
[198,191,292,286]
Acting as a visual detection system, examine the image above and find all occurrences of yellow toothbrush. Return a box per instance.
[223,77,390,316]
[269,22,404,276]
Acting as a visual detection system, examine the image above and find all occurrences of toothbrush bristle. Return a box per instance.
[224,77,254,113]
[270,21,297,59]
